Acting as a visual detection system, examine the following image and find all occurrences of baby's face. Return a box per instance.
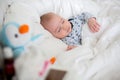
[46,14,72,38]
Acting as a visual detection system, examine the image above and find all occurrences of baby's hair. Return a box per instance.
[40,12,55,29]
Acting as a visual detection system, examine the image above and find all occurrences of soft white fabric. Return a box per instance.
[0,0,120,80]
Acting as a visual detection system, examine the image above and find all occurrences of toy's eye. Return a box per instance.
[15,34,18,38]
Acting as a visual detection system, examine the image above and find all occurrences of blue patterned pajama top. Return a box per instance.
[61,12,94,46]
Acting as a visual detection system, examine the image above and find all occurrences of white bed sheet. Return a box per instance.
[0,0,120,80]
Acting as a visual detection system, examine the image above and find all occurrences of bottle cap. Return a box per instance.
[3,47,13,58]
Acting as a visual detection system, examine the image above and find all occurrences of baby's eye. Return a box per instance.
[62,20,65,24]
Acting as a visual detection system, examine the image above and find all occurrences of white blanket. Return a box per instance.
[0,0,120,80]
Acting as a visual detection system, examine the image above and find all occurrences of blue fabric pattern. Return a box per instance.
[61,12,94,46]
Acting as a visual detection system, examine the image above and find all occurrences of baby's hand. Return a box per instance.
[67,45,77,51]
[87,18,100,33]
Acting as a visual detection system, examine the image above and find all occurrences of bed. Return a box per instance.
[0,0,120,80]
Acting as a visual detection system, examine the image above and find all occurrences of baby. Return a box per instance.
[40,12,100,50]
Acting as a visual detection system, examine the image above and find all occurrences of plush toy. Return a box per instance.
[0,22,42,58]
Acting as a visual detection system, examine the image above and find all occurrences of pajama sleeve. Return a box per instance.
[77,12,95,24]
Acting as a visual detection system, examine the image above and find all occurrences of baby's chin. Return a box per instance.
[68,24,72,33]
[58,35,68,39]
[67,28,71,36]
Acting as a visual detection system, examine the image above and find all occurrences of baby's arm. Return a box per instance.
[78,12,100,32]
[78,12,94,24]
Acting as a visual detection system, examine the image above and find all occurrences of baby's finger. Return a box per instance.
[90,25,96,33]
[96,23,100,28]
[92,25,98,32]
[95,21,101,28]
[94,24,100,32]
